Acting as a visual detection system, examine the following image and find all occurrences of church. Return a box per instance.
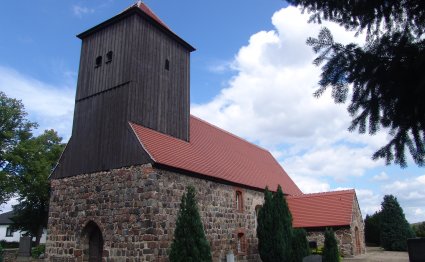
[45,2,365,261]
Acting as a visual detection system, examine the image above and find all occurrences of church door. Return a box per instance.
[355,227,361,255]
[82,221,103,262]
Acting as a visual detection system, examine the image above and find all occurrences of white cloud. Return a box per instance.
[73,5,95,18]
[372,172,389,182]
[355,189,382,217]
[0,66,74,140]
[192,6,384,183]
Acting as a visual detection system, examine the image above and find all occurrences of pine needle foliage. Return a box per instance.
[364,211,382,246]
[287,0,425,167]
[257,185,293,262]
[169,186,212,262]
[257,187,274,262]
[291,228,310,262]
[322,228,339,262]
[380,195,415,251]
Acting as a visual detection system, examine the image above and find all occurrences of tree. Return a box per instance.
[412,222,425,237]
[286,0,425,167]
[380,195,415,251]
[257,185,293,262]
[364,211,382,246]
[291,228,310,262]
[3,130,64,245]
[322,228,339,262]
[257,187,274,262]
[169,186,212,262]
[0,91,36,206]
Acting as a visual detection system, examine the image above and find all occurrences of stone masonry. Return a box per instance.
[46,164,264,262]
[306,199,365,257]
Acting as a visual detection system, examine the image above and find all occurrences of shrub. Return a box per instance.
[323,229,339,262]
[169,186,211,262]
[31,244,45,259]
[0,242,4,262]
[292,228,310,262]
[412,222,425,238]
[257,185,293,262]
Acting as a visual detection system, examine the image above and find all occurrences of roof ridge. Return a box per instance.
[287,189,355,199]
[190,114,270,153]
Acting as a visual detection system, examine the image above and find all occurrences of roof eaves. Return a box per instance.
[77,5,195,52]
[128,122,156,162]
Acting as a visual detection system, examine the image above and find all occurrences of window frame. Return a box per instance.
[235,189,244,212]
[6,227,14,237]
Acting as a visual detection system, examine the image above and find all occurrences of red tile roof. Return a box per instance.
[287,190,356,228]
[133,1,170,30]
[130,116,302,195]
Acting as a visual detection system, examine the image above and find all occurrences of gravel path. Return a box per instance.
[343,247,409,262]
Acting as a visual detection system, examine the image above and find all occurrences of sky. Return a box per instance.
[0,0,424,223]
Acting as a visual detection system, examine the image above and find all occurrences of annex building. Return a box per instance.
[46,2,365,261]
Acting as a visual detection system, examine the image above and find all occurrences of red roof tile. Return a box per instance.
[133,1,170,30]
[130,116,302,195]
[287,190,355,228]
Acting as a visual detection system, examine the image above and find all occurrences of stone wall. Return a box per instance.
[46,164,264,262]
[305,197,365,257]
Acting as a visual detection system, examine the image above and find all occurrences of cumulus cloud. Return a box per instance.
[372,172,389,182]
[192,6,385,188]
[0,66,75,140]
[73,5,95,18]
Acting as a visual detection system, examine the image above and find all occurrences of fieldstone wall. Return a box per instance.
[305,197,365,257]
[306,227,352,256]
[46,164,264,262]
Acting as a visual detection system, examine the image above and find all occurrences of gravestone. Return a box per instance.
[303,254,322,262]
[407,238,425,262]
[18,236,31,257]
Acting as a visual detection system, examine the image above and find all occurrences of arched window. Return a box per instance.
[237,232,246,254]
[235,190,243,211]
[254,205,262,229]
[106,51,113,63]
[81,221,103,262]
[95,56,102,68]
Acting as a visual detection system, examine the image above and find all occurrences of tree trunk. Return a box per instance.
[35,225,43,246]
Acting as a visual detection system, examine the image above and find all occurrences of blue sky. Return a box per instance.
[1,0,424,223]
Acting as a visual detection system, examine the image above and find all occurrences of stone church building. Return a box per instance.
[46,2,365,261]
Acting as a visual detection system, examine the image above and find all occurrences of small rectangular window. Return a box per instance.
[235,191,243,211]
[6,227,13,237]
[165,59,170,70]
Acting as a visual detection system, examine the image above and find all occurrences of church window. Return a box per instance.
[106,51,113,63]
[237,232,246,254]
[254,205,262,230]
[235,190,243,211]
[95,56,102,68]
[165,59,170,70]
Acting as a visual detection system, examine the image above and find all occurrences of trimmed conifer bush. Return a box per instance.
[380,195,415,251]
[323,228,339,262]
[291,228,310,262]
[257,187,274,262]
[257,185,293,262]
[169,186,212,262]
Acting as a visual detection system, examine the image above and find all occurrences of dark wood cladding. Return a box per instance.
[51,9,193,179]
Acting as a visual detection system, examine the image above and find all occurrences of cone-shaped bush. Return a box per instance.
[257,187,274,262]
[273,185,293,261]
[292,228,310,262]
[169,186,212,262]
[323,228,339,262]
[257,185,293,262]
